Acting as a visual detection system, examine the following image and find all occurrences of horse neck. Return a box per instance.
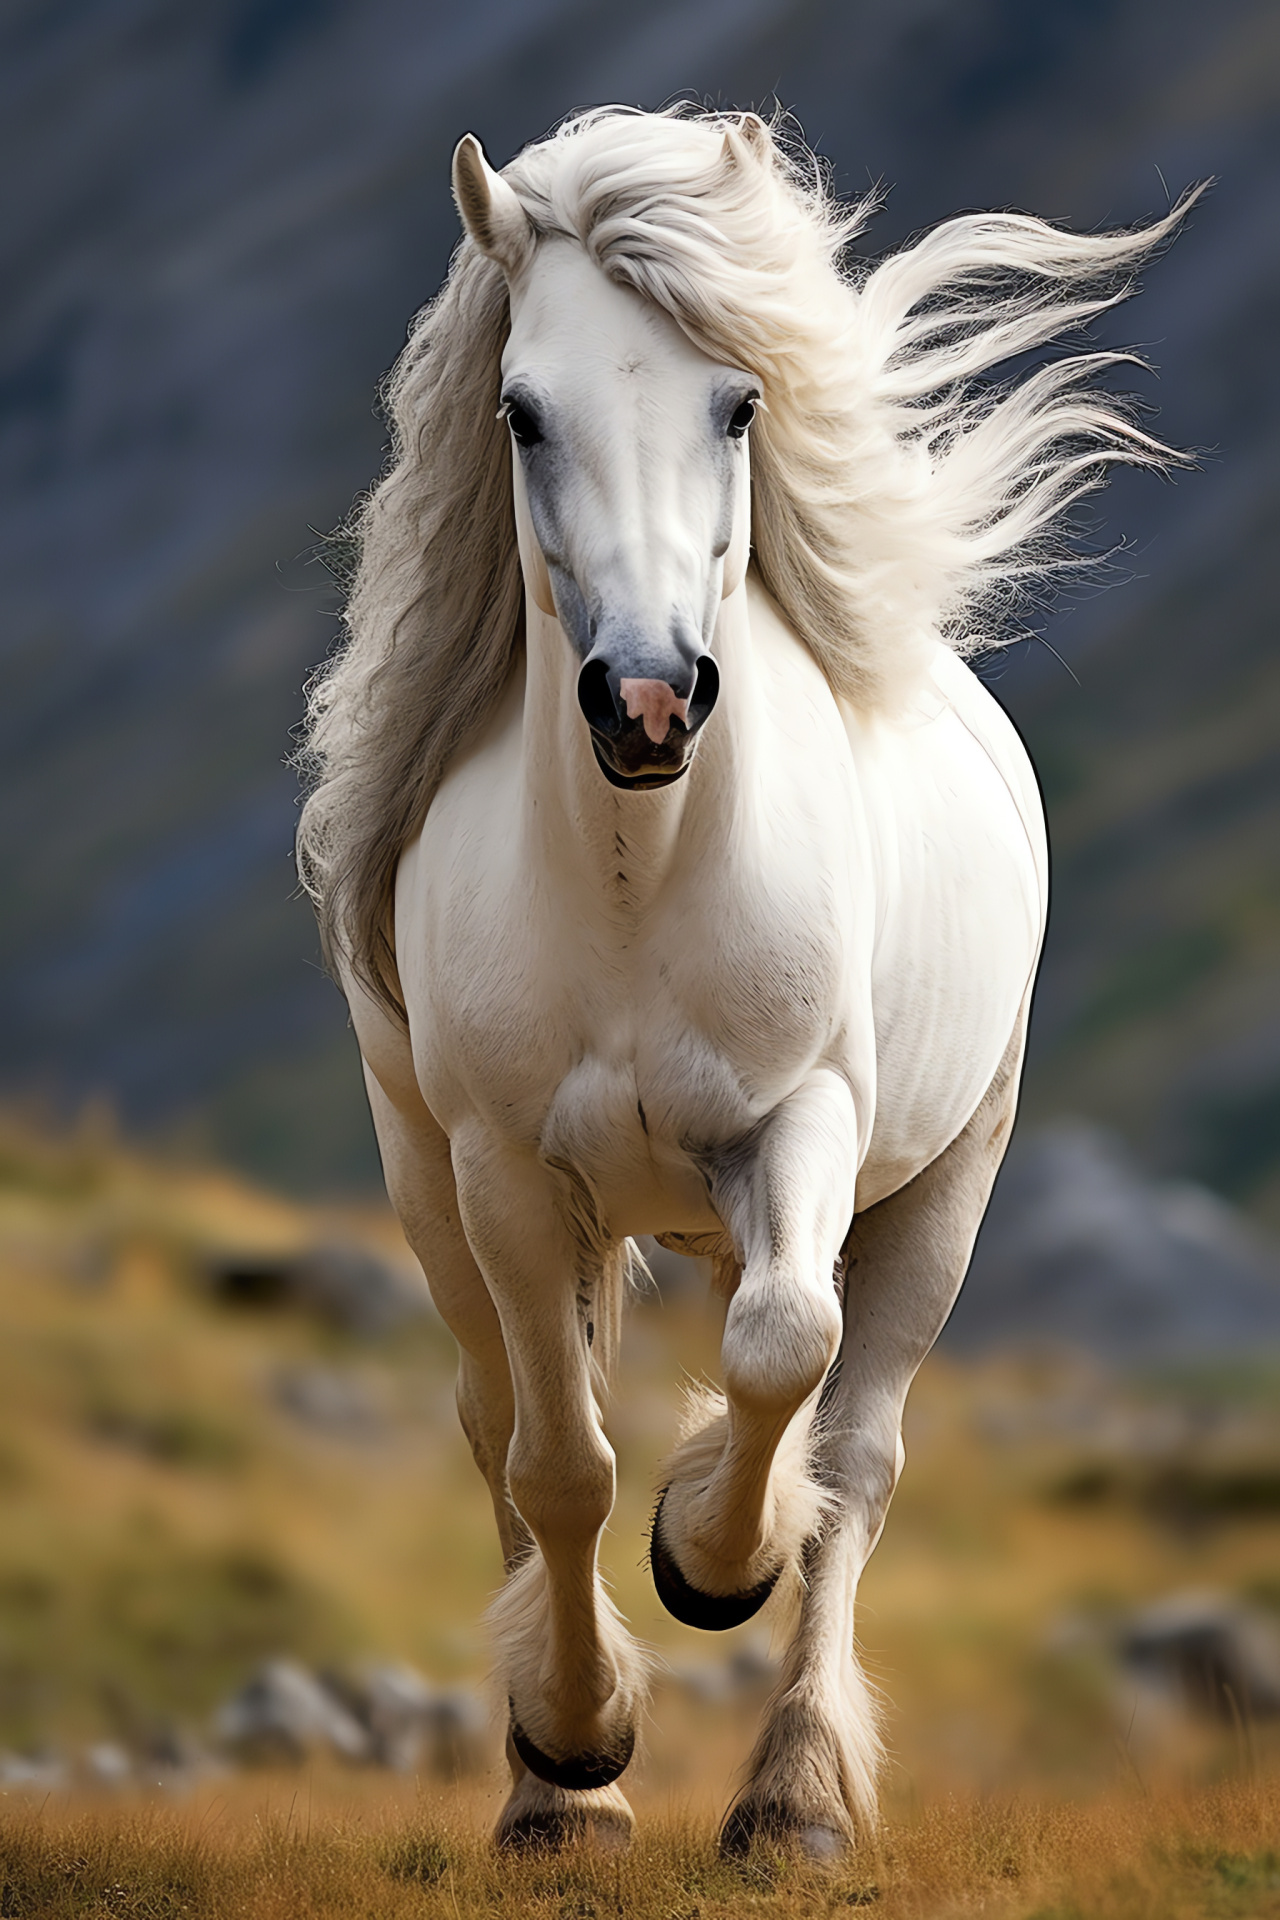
[518,585,755,908]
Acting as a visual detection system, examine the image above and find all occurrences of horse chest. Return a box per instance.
[416,862,855,1215]
[538,923,846,1234]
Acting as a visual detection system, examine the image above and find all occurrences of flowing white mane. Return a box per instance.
[297,103,1196,1015]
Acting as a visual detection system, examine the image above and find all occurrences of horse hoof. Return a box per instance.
[649,1491,779,1630]
[509,1712,635,1792]
[496,1772,634,1854]
[719,1801,849,1866]
[794,1824,850,1866]
[497,1807,575,1853]
[497,1801,633,1854]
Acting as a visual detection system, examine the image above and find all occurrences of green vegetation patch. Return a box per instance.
[0,1534,363,1746]
[1193,1079,1280,1202]
[1046,1459,1280,1527]
[380,1829,451,1885]
[1070,924,1230,1042]
[85,1399,248,1472]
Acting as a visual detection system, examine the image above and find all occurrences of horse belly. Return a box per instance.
[853,698,1045,1210]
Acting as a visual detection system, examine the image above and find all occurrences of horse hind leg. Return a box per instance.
[649,1070,854,1628]
[722,1020,1026,1862]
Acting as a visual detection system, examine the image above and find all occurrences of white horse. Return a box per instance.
[298,108,1191,1856]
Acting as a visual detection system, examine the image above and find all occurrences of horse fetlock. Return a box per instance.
[657,1470,771,1585]
[492,1551,645,1790]
[509,1700,636,1793]
[650,1487,780,1628]
[737,1664,884,1845]
[507,1658,640,1794]
[652,1378,830,1626]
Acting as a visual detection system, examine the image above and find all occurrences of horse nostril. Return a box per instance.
[686,655,720,731]
[577,657,621,735]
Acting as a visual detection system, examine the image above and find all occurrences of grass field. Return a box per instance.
[2,1778,1280,1917]
[1,1113,1279,1914]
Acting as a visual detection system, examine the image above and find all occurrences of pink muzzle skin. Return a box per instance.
[618,678,691,745]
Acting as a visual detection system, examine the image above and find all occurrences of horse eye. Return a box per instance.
[505,400,543,448]
[727,398,756,439]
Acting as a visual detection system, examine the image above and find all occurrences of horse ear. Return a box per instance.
[452,134,534,276]
[738,112,771,156]
[721,112,772,169]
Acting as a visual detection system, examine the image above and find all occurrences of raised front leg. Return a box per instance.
[722,1021,1026,1862]
[650,1070,854,1627]
[450,1123,646,1819]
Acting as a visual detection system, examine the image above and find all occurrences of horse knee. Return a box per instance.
[507,1435,615,1545]
[722,1276,841,1418]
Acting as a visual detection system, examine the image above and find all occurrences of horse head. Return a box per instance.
[454,134,752,790]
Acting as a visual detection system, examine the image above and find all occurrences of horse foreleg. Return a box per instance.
[364,1075,529,1567]
[721,1021,1025,1862]
[650,1069,854,1627]
[451,1125,645,1830]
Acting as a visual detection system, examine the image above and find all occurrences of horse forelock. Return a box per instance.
[296,101,1201,1016]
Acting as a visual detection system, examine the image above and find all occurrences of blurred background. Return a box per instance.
[1,0,1278,1817]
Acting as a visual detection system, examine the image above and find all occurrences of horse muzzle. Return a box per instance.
[576,655,720,791]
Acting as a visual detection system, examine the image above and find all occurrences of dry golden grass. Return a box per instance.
[2,1114,1280,1912]
[2,1775,1280,1917]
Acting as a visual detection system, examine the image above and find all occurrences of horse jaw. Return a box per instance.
[721,432,751,599]
[512,450,556,617]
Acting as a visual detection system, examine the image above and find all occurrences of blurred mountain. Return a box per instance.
[2,0,1277,1197]
[947,1123,1280,1362]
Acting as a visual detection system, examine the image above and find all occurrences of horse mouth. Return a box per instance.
[590,733,694,790]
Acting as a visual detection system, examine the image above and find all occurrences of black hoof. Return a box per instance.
[720,1801,849,1866]
[497,1808,579,1853]
[496,1805,633,1855]
[509,1710,635,1792]
[719,1801,764,1858]
[649,1491,779,1631]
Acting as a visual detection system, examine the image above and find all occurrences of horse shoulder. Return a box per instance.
[389,668,563,1130]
